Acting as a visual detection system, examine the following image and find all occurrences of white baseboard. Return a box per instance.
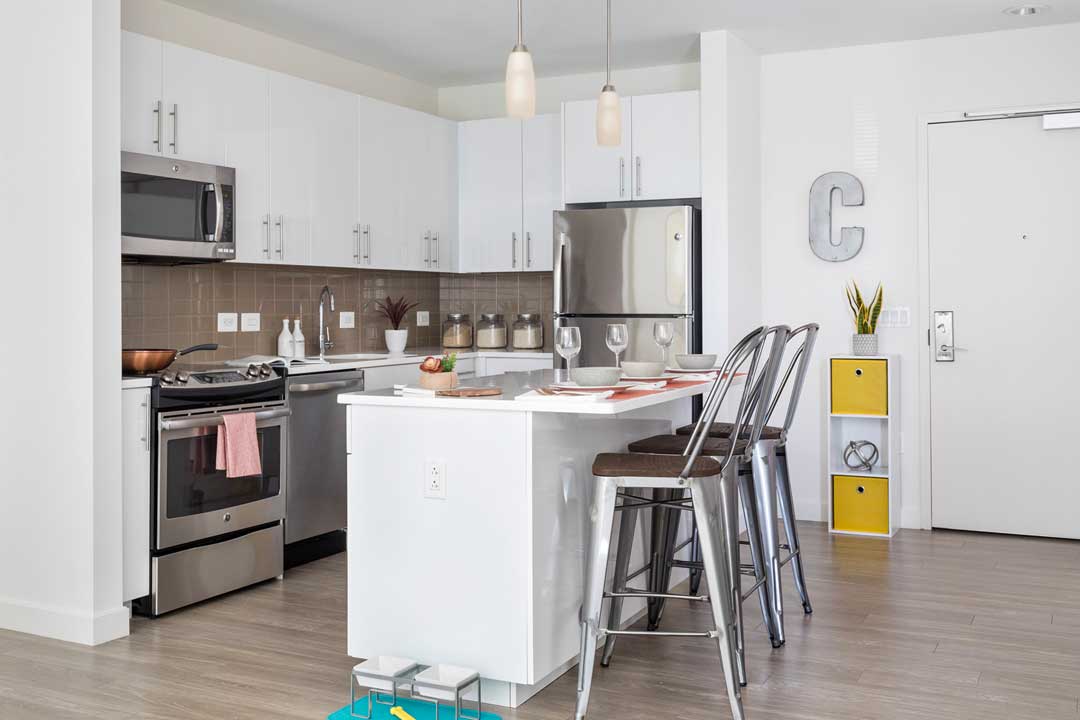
[0,597,129,646]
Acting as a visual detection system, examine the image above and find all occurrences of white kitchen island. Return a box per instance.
[338,371,708,708]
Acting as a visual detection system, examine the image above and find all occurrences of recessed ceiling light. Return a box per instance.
[1003,5,1050,15]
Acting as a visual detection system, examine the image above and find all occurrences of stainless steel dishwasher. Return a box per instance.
[285,368,364,546]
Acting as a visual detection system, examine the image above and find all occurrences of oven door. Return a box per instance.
[155,403,288,550]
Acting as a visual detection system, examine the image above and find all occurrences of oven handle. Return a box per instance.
[159,406,291,431]
[289,379,363,393]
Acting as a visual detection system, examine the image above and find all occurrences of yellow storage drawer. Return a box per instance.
[832,475,889,535]
[831,359,888,415]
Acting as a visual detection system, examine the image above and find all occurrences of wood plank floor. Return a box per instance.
[3,523,1080,719]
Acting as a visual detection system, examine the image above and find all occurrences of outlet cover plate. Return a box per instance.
[416,311,430,327]
[424,460,446,499]
[241,312,261,332]
[339,311,355,329]
[217,312,238,333]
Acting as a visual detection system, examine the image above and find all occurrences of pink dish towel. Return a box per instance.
[215,412,262,479]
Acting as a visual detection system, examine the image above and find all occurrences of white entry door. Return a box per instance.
[929,114,1080,538]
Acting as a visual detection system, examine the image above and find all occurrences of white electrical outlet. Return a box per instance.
[217,312,238,332]
[424,460,447,499]
[416,311,430,327]
[241,312,261,332]
[339,311,355,329]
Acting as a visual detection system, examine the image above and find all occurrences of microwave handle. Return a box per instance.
[212,182,225,242]
[160,406,291,431]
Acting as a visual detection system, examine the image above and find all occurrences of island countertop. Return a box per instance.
[336,369,710,414]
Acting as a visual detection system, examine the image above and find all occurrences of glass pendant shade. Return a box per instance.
[505,46,536,119]
[596,86,621,146]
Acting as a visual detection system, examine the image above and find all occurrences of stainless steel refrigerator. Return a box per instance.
[553,206,701,369]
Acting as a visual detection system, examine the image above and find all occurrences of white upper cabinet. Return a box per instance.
[427,114,459,273]
[522,114,562,272]
[308,84,359,269]
[161,42,224,165]
[268,72,314,265]
[562,91,700,203]
[562,98,632,204]
[356,95,404,270]
[458,118,523,273]
[121,31,163,155]
[629,91,700,201]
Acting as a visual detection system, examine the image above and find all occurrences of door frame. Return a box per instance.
[915,101,1080,530]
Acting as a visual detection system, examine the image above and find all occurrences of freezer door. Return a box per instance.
[553,316,693,369]
[554,207,693,315]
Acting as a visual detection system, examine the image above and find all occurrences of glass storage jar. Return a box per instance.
[476,313,508,349]
[512,314,544,350]
[442,313,474,349]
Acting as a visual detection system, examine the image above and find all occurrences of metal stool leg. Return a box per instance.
[775,446,812,614]
[646,488,683,631]
[601,499,639,667]
[575,476,619,720]
[688,518,703,595]
[738,462,778,645]
[690,475,746,720]
[751,439,785,646]
[719,464,747,686]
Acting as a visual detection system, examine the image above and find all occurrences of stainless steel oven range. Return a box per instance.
[132,363,289,617]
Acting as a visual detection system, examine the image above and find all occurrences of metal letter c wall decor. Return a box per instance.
[809,171,865,262]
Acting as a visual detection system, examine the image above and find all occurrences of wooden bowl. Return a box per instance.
[418,371,459,391]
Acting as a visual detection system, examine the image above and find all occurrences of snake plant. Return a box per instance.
[845,281,884,335]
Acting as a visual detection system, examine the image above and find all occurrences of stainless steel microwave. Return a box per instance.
[121,152,235,262]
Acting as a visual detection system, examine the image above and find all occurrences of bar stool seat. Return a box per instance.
[675,422,783,440]
[627,434,749,456]
[593,452,721,478]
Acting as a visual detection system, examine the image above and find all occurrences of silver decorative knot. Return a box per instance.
[843,440,879,471]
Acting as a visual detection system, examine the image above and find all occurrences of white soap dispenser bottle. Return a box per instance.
[277,318,294,358]
[292,316,305,358]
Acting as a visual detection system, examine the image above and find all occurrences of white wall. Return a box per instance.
[439,63,699,121]
[0,0,126,644]
[121,0,438,114]
[755,22,1080,526]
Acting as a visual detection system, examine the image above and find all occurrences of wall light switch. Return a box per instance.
[424,460,446,499]
[339,311,355,329]
[878,307,911,328]
[416,311,430,327]
[217,312,238,333]
[241,313,261,332]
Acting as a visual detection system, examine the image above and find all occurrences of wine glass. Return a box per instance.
[653,320,675,367]
[605,323,629,368]
[555,326,582,383]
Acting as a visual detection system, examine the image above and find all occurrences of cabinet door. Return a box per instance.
[357,95,403,270]
[428,114,458,272]
[562,98,631,204]
[630,91,701,201]
[458,118,523,273]
[309,84,359,268]
[481,357,552,376]
[269,72,313,265]
[121,31,163,155]
[162,42,222,165]
[122,387,151,602]
[522,114,561,272]
[222,59,271,264]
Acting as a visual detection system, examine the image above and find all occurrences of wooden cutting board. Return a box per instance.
[436,386,503,397]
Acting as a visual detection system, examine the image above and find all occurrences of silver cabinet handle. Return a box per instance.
[274,215,283,258]
[152,100,162,151]
[423,231,431,266]
[160,406,291,431]
[262,214,271,257]
[619,157,625,197]
[363,224,371,263]
[526,232,532,268]
[289,379,364,393]
[168,103,178,154]
[432,232,439,268]
[635,156,642,197]
[512,232,518,268]
[352,223,360,262]
[140,399,150,448]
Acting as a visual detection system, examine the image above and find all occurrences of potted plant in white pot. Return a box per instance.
[376,295,419,355]
[845,281,884,356]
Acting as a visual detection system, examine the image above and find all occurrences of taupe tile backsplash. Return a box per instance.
[122,264,552,362]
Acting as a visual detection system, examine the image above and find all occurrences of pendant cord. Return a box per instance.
[517,0,524,46]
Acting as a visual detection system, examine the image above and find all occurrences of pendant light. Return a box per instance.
[505,0,536,119]
[596,0,621,146]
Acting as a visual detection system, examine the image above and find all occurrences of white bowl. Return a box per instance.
[675,353,718,370]
[620,360,666,377]
[571,366,623,386]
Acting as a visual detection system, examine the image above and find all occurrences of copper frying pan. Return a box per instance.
[122,343,219,375]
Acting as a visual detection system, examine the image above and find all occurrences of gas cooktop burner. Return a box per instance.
[191,370,248,384]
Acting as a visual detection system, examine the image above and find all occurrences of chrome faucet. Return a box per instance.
[318,285,335,359]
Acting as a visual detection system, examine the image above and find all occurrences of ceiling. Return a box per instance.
[165,0,1080,87]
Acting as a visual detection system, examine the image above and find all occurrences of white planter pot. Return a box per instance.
[385,328,409,355]
[852,333,878,356]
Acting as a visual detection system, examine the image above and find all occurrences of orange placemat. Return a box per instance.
[614,379,709,401]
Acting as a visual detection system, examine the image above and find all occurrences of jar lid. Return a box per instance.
[517,313,540,321]
[446,313,469,321]
[480,313,503,322]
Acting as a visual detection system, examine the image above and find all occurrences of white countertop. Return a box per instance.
[338,370,708,414]
[281,349,551,375]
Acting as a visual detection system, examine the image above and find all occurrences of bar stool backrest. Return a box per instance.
[762,323,819,440]
[680,326,773,479]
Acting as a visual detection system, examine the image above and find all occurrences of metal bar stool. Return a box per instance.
[574,326,770,720]
[673,323,816,621]
[604,326,791,684]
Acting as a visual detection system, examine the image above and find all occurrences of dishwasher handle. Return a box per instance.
[289,379,364,394]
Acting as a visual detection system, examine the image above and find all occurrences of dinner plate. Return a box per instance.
[621,374,679,382]
[551,381,643,393]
